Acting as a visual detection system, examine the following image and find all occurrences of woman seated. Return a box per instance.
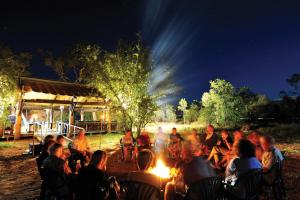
[225,139,262,184]
[72,130,92,163]
[76,150,119,200]
[137,130,151,150]
[199,125,219,155]
[260,135,284,172]
[164,143,215,200]
[167,128,184,159]
[207,130,233,166]
[218,130,244,167]
[121,129,137,161]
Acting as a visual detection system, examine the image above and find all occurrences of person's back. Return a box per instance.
[125,149,161,200]
[77,166,108,200]
[42,143,70,199]
[225,140,262,185]
[226,156,262,177]
[182,156,215,186]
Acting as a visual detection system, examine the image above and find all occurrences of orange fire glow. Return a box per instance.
[149,159,171,179]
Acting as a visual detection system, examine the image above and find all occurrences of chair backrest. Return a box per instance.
[263,161,284,185]
[121,180,162,200]
[186,176,223,200]
[235,169,262,199]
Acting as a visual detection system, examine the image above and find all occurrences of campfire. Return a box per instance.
[149,158,172,179]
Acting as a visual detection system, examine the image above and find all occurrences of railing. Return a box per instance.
[75,121,119,133]
[56,121,84,138]
[33,121,52,141]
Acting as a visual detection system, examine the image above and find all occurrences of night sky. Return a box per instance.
[1,0,300,102]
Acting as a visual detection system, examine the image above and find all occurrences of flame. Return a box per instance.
[149,159,171,179]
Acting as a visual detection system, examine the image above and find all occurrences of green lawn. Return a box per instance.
[87,133,124,150]
[0,141,16,149]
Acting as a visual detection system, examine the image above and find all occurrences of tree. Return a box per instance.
[0,46,31,125]
[43,44,101,83]
[154,104,177,122]
[198,79,246,127]
[88,39,164,135]
[178,98,188,124]
[185,102,200,123]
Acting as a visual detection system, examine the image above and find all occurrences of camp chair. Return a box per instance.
[224,169,262,200]
[262,161,286,200]
[185,176,223,200]
[120,180,163,200]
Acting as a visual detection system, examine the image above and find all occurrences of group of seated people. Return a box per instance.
[36,126,285,200]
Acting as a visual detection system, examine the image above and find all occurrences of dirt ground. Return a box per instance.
[0,139,299,200]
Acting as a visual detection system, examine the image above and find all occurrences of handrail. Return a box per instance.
[56,121,84,138]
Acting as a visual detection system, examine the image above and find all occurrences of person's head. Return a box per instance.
[206,125,214,135]
[137,149,155,171]
[56,135,65,145]
[221,130,229,140]
[233,130,244,142]
[172,127,177,134]
[43,140,56,153]
[247,131,261,145]
[89,150,108,170]
[260,135,275,151]
[78,130,86,139]
[43,135,55,144]
[125,129,132,137]
[49,143,63,158]
[236,139,256,158]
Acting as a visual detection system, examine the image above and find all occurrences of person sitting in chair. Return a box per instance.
[125,149,161,189]
[225,139,262,184]
[260,135,284,172]
[199,125,219,155]
[207,130,233,166]
[42,143,72,199]
[72,130,91,162]
[76,150,120,200]
[186,129,201,156]
[164,143,215,200]
[137,130,151,150]
[224,140,262,199]
[167,128,184,159]
[121,129,137,161]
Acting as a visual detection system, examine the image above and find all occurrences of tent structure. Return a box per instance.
[13,77,114,139]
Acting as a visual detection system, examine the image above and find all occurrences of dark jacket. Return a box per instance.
[76,166,110,200]
[42,155,70,198]
[200,133,219,150]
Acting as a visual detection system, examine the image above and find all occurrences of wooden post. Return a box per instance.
[80,110,84,121]
[107,108,111,133]
[68,106,74,138]
[60,106,64,134]
[92,112,97,121]
[14,100,23,140]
